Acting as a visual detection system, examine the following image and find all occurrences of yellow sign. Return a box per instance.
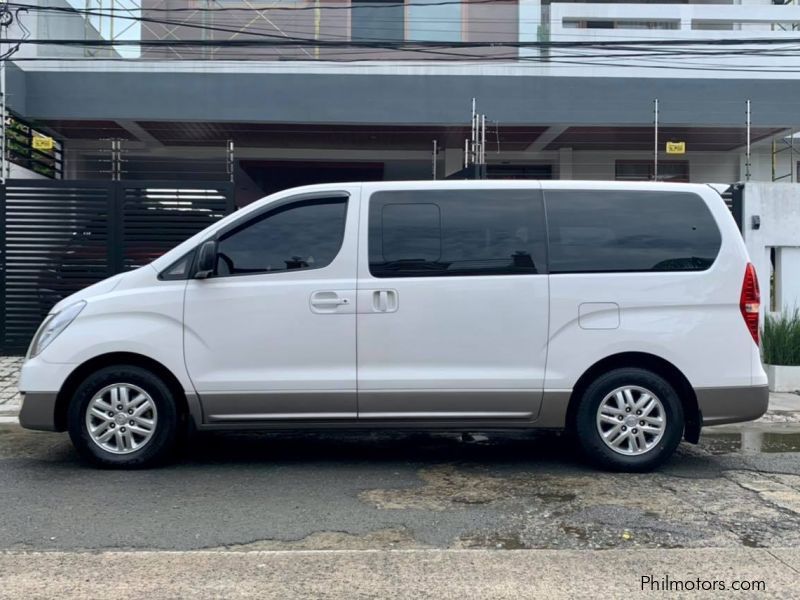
[32,135,54,151]
[666,141,686,155]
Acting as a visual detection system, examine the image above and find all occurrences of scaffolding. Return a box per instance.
[138,0,317,60]
[82,0,142,59]
[772,131,799,183]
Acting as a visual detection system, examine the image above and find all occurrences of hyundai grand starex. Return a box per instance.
[18,181,768,471]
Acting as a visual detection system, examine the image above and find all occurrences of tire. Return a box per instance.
[574,368,684,472]
[67,365,179,468]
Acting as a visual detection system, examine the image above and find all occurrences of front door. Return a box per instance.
[356,185,550,420]
[183,189,359,423]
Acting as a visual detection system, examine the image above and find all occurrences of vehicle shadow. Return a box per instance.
[177,429,596,473]
[2,424,718,475]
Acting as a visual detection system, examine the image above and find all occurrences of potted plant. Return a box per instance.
[762,308,800,392]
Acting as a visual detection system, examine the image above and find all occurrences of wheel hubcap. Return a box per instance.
[596,385,666,456]
[85,383,158,455]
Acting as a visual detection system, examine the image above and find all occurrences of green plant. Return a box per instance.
[762,308,800,366]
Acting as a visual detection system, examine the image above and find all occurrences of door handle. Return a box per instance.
[310,291,353,313]
[313,297,349,307]
[371,290,398,313]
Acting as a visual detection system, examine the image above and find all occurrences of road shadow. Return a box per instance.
[178,429,603,475]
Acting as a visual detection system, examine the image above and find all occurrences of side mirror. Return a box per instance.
[194,240,218,279]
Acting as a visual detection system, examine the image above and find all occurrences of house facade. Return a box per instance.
[5,0,800,206]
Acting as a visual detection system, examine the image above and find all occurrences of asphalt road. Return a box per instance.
[2,423,800,552]
[2,423,800,597]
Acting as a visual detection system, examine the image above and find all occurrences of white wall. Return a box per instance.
[548,3,800,71]
[741,183,800,317]
[8,164,47,179]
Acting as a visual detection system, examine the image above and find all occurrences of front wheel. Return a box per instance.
[574,368,684,472]
[67,365,179,468]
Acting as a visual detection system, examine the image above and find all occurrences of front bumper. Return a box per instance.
[19,391,61,431]
[17,356,77,431]
[696,385,769,426]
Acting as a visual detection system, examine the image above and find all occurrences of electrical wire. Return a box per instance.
[10,0,800,73]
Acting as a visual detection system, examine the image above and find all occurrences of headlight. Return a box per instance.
[27,301,86,358]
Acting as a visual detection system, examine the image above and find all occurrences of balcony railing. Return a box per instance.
[543,4,800,71]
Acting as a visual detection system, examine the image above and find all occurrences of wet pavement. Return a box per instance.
[2,422,800,553]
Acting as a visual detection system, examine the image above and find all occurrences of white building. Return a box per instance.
[5,1,800,202]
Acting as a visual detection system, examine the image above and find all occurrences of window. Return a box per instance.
[407,0,462,42]
[369,190,546,278]
[215,197,347,277]
[545,190,721,273]
[159,253,194,280]
[352,0,404,42]
[615,160,689,183]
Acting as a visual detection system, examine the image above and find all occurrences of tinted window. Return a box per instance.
[352,0,404,41]
[407,0,462,42]
[216,197,347,277]
[369,190,546,278]
[545,190,721,273]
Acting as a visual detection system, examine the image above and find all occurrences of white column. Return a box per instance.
[558,147,573,180]
[775,247,800,312]
[518,0,542,59]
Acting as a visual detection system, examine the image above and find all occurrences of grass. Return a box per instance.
[762,308,800,366]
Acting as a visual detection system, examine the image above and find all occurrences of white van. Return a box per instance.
[18,181,768,470]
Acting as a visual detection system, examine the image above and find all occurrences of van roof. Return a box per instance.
[281,179,717,195]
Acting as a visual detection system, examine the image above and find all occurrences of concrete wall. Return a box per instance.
[742,183,800,317]
[7,164,47,179]
[11,0,110,59]
[15,65,800,127]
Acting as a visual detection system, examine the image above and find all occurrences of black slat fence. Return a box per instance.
[0,180,234,352]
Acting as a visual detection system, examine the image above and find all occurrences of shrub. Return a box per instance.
[762,308,800,366]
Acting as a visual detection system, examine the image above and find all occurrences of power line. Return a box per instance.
[14,2,800,50]
[17,36,800,49]
[12,0,501,14]
[12,0,800,71]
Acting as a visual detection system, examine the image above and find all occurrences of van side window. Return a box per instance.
[215,197,347,277]
[369,190,547,278]
[545,190,722,273]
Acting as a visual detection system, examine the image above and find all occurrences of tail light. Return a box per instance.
[740,262,760,345]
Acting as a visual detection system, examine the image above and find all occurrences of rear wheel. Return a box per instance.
[67,365,179,468]
[574,368,684,472]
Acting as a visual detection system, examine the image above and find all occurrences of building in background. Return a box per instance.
[5,0,800,206]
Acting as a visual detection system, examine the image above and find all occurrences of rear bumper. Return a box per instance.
[18,392,61,431]
[696,385,769,426]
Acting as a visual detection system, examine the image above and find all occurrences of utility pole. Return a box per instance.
[111,139,122,181]
[470,98,477,166]
[314,0,321,59]
[463,99,490,178]
[653,98,659,182]
[227,139,235,183]
[0,3,28,182]
[745,99,752,182]
[0,2,8,184]
[480,114,486,167]
[0,31,6,184]
[432,139,438,180]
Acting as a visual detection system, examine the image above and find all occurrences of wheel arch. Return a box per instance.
[54,352,195,432]
[564,351,701,444]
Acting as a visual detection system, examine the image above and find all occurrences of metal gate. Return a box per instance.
[0,179,235,352]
